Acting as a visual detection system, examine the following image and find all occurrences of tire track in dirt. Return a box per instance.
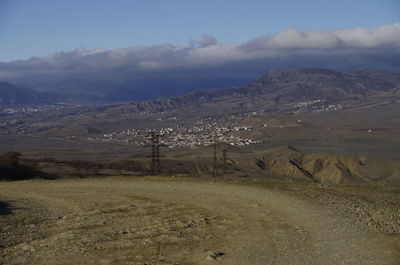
[0,178,398,265]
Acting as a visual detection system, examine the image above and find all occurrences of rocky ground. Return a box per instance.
[252,181,400,234]
[0,177,399,265]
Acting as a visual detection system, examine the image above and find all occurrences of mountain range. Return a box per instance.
[106,68,400,114]
[0,81,52,104]
[1,68,400,182]
[1,68,400,108]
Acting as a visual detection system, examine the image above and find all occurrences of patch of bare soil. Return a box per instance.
[0,178,399,265]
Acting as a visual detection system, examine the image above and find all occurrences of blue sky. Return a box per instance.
[1,0,399,62]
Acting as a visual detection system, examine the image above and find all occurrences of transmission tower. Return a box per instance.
[150,131,160,175]
[222,148,228,174]
[213,137,218,177]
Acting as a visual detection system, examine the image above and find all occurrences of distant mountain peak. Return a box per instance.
[0,81,52,104]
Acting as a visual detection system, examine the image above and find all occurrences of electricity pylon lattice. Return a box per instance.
[213,138,218,177]
[150,131,161,175]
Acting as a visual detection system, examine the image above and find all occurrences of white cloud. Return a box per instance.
[241,23,400,52]
[1,23,400,81]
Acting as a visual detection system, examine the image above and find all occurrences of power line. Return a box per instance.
[213,137,217,177]
[222,148,228,175]
[150,131,160,175]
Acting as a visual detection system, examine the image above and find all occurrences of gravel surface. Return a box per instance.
[1,177,399,265]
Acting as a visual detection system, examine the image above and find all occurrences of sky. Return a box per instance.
[1,0,400,62]
[1,0,400,99]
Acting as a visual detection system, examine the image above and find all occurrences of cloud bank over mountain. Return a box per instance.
[1,23,400,101]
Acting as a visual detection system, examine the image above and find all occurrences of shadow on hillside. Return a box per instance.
[0,200,13,215]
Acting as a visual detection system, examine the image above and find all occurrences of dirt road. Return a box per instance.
[0,178,399,265]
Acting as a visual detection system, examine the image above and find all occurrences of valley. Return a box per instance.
[0,69,400,187]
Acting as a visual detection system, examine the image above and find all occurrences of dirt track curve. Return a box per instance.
[0,178,399,265]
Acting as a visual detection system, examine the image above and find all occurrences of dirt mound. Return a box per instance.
[255,146,400,185]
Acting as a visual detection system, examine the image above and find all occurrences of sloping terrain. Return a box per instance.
[2,68,400,137]
[0,68,399,184]
[1,178,399,265]
[107,68,400,113]
[250,146,400,185]
[0,81,52,104]
[121,145,400,186]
